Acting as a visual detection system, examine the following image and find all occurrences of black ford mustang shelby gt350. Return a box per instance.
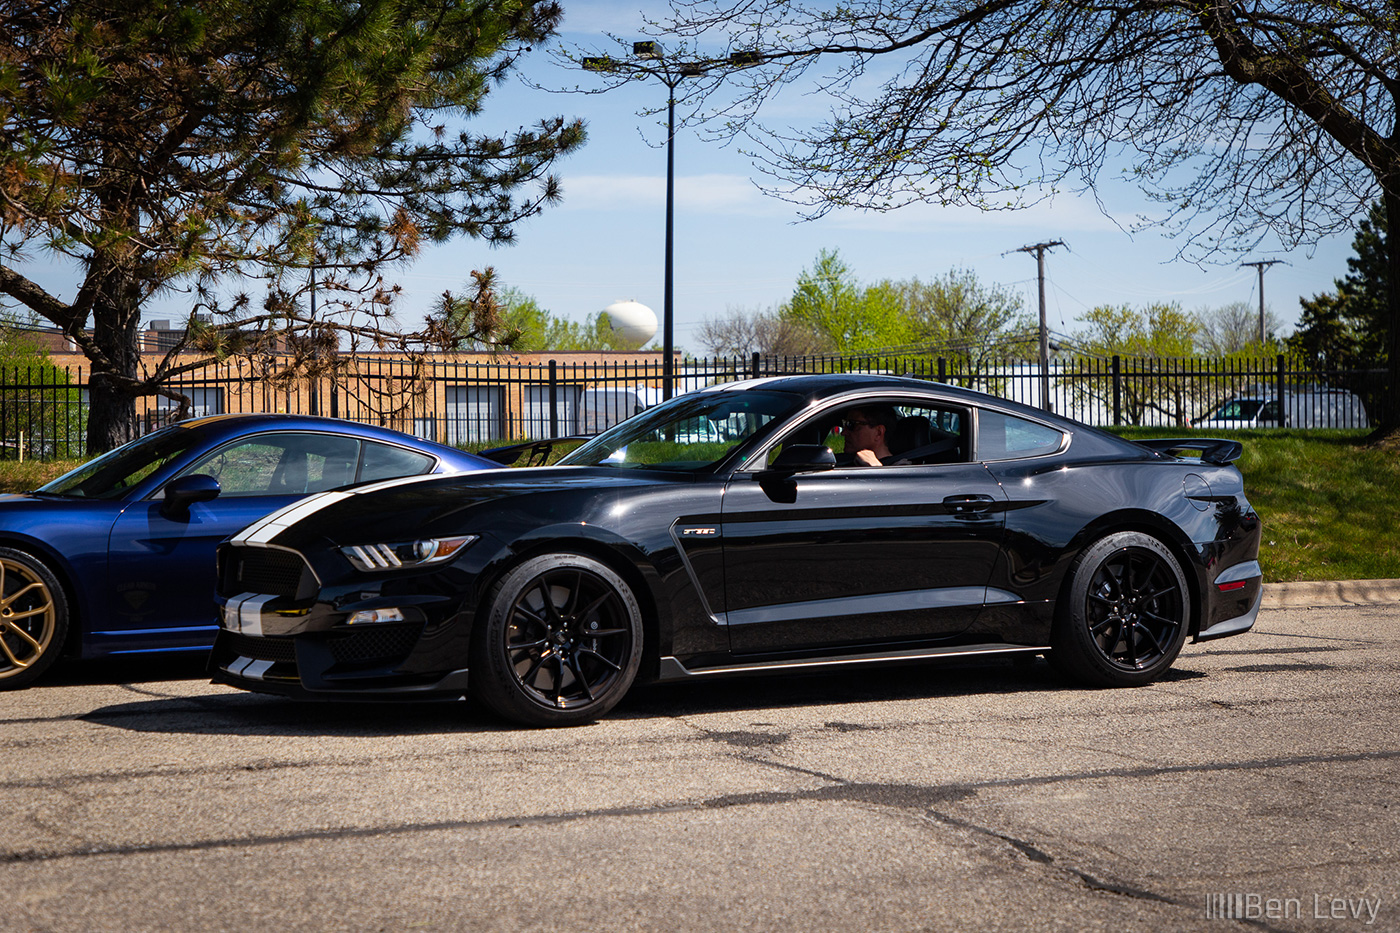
[212,374,1262,726]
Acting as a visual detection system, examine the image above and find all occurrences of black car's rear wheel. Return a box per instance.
[0,548,68,690]
[471,553,642,727]
[1050,532,1189,687]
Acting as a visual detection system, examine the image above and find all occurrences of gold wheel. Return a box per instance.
[0,550,66,688]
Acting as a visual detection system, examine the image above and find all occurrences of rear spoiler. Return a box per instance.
[478,435,592,467]
[1133,438,1243,465]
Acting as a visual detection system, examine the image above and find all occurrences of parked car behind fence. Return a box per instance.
[1193,384,1370,429]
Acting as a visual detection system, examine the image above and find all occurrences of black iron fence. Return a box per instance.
[1,352,1386,460]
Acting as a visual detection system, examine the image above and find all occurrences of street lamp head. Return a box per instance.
[582,56,615,73]
[677,62,705,78]
[633,41,661,59]
[728,50,762,67]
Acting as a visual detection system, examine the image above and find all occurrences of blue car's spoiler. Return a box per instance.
[1133,437,1243,465]
[478,435,593,467]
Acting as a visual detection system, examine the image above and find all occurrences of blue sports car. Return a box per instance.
[0,413,496,688]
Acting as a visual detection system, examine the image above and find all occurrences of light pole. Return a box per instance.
[583,43,760,400]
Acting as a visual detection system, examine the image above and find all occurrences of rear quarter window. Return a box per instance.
[360,442,436,482]
[977,410,1066,460]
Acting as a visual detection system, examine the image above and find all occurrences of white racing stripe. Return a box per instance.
[232,472,464,547]
[220,593,275,635]
[234,492,352,546]
[240,659,274,681]
[224,656,274,680]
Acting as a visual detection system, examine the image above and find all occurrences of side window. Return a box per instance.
[177,433,361,497]
[768,399,968,466]
[360,441,436,484]
[977,411,1065,460]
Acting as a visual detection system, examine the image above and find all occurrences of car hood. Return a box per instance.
[231,466,697,551]
[0,491,123,510]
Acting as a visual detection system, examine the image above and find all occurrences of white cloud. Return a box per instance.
[559,173,784,215]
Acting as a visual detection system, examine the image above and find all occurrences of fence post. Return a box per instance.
[751,352,761,380]
[938,357,947,384]
[1112,355,1122,427]
[1276,353,1287,425]
[547,360,558,438]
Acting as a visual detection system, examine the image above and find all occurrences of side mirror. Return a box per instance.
[161,473,221,519]
[760,444,836,477]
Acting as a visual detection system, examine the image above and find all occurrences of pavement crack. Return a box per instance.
[921,810,1296,931]
[735,755,849,786]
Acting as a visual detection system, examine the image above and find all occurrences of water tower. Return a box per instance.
[601,300,658,349]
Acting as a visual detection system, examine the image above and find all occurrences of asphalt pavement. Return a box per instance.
[2,599,1397,932]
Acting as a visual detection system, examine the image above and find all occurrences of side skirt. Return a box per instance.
[657,642,1050,682]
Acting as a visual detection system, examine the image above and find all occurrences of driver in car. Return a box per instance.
[840,405,897,466]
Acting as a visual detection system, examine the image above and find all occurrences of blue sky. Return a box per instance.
[14,3,1364,355]
[421,4,1361,354]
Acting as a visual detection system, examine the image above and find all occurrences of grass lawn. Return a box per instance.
[1110,428,1400,583]
[4,430,1396,583]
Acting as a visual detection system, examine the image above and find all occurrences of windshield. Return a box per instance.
[559,390,800,471]
[38,425,201,498]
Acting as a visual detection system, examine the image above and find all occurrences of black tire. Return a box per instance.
[470,553,643,727]
[0,547,69,690]
[1049,532,1190,687]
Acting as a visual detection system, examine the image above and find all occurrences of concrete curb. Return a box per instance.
[1262,579,1400,609]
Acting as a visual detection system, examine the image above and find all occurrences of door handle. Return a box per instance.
[942,494,996,514]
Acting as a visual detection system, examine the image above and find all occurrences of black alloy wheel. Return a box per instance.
[0,548,69,690]
[471,553,642,727]
[1050,532,1189,687]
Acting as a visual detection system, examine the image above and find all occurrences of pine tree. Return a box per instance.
[1,0,584,451]
[1291,205,1390,371]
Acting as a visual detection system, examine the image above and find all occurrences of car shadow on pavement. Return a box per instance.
[615,656,1205,721]
[45,652,213,686]
[73,655,1209,738]
[80,692,494,737]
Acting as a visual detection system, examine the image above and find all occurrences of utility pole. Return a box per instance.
[1240,260,1282,344]
[1014,240,1064,412]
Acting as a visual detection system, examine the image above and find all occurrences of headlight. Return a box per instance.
[340,535,477,572]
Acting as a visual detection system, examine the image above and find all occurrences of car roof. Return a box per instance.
[704,372,1057,419]
[168,413,491,467]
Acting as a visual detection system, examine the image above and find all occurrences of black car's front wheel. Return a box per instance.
[1050,532,1190,687]
[0,548,69,690]
[471,553,643,727]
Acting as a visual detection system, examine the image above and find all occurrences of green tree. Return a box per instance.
[782,249,913,353]
[1289,203,1390,370]
[1073,303,1202,425]
[653,2,1400,433]
[1,0,584,451]
[886,269,1030,362]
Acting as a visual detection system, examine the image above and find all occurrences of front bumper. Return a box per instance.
[209,626,471,699]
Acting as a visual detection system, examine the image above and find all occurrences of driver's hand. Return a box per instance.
[854,449,881,467]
